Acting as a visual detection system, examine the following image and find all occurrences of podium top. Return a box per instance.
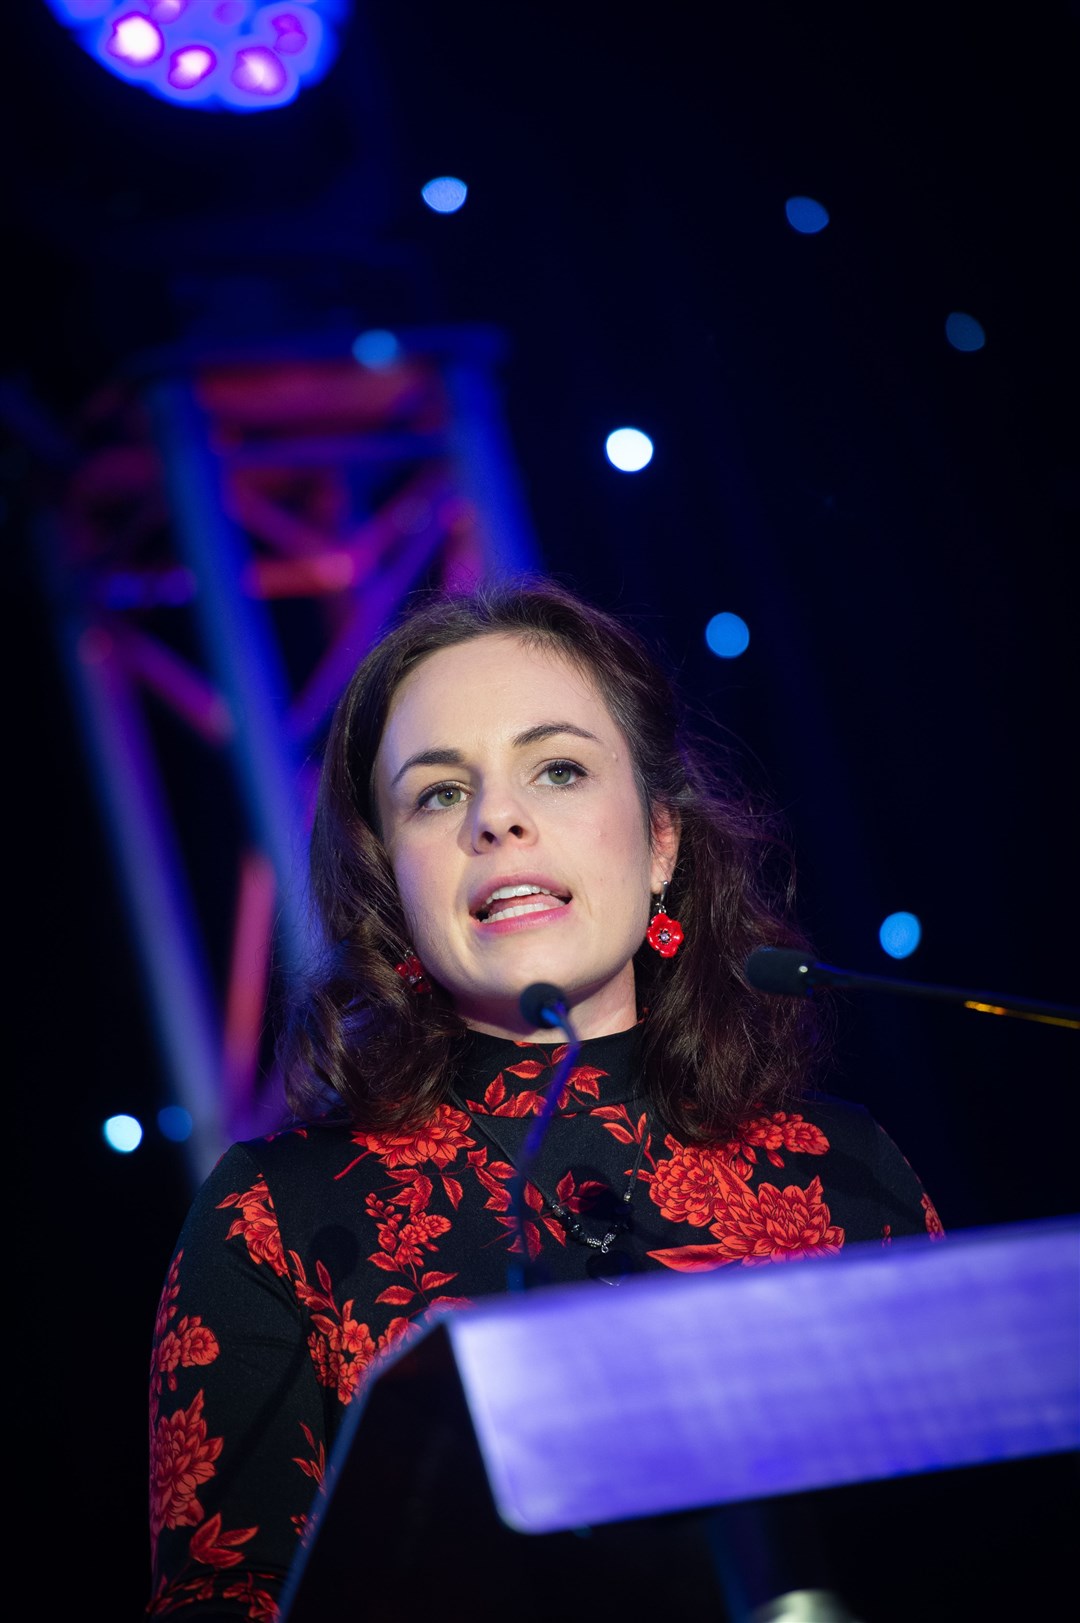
[279,1216,1078,1623]
[441,1216,1079,1532]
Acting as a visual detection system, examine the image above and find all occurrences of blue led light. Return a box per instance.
[879,912,922,959]
[604,427,654,472]
[785,196,830,234]
[103,1113,144,1153]
[421,176,468,214]
[945,312,986,352]
[351,329,401,368]
[705,612,751,659]
[157,1105,194,1143]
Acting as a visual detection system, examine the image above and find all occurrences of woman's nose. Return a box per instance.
[468,784,536,849]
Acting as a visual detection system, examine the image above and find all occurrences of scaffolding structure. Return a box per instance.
[34,326,538,1184]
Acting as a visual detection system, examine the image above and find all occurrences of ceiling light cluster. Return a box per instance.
[46,0,348,109]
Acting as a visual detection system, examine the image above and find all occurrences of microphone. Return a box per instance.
[745,947,840,997]
[745,946,1080,1029]
[519,981,569,1030]
[508,984,582,1291]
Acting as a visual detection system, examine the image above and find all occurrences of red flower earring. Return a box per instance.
[394,951,431,993]
[646,882,684,958]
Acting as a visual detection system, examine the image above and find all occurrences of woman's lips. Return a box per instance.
[472,897,573,936]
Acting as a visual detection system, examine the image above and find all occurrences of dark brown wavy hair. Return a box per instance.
[278,575,829,1141]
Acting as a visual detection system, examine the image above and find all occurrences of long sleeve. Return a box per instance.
[147,1145,329,1620]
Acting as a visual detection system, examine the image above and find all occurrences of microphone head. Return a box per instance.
[519,982,568,1029]
[744,947,815,997]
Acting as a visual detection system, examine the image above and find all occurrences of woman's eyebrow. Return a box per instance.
[390,747,464,787]
[390,723,601,788]
[512,721,601,750]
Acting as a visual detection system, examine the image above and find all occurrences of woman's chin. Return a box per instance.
[452,957,638,1040]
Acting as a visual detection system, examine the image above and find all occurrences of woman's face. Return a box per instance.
[373,633,678,1040]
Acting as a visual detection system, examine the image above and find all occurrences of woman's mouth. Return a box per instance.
[473,884,572,925]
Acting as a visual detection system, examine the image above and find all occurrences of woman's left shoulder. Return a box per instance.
[794,1089,886,1141]
[793,1089,945,1243]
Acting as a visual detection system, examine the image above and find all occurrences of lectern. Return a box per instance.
[278,1217,1078,1622]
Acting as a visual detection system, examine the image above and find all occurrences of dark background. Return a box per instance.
[6,3,1076,1617]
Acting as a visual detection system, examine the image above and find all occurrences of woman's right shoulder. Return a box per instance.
[207,1118,360,1186]
[175,1119,368,1259]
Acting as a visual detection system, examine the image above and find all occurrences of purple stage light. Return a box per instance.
[107,13,165,64]
[168,44,215,87]
[271,12,307,52]
[232,42,286,93]
[46,0,348,111]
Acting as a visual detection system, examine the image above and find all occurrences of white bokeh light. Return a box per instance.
[108,15,164,65]
[103,1113,144,1154]
[605,427,654,472]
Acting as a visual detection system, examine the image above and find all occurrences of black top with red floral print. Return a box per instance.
[147,1025,942,1620]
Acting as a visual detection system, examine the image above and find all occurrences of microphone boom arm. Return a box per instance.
[746,948,1080,1031]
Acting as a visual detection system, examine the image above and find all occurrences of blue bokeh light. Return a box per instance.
[421,176,468,214]
[351,329,401,368]
[158,1105,194,1143]
[103,1113,144,1153]
[879,911,922,959]
[604,427,654,472]
[705,612,751,659]
[785,196,830,234]
[945,311,986,352]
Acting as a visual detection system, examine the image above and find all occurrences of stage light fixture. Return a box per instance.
[44,0,349,110]
[605,427,654,472]
[103,1113,145,1152]
[107,13,164,63]
[945,312,986,352]
[704,611,751,658]
[879,911,922,959]
[785,195,830,234]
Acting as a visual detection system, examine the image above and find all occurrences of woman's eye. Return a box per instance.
[419,784,467,811]
[540,761,584,787]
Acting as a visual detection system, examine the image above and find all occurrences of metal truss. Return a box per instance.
[34,327,538,1185]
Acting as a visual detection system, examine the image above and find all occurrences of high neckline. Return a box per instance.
[456,1021,645,1115]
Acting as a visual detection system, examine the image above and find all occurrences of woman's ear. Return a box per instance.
[649,805,681,892]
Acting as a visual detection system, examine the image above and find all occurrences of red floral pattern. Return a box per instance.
[149,1388,224,1541]
[648,1174,844,1270]
[148,1041,940,1619]
[351,1101,474,1169]
[466,1052,608,1117]
[721,1111,830,1178]
[217,1177,287,1277]
[922,1192,945,1239]
[646,1115,846,1270]
[651,1140,736,1226]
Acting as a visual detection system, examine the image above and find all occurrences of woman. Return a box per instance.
[147,577,941,1620]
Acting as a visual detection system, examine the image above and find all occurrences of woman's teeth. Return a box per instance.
[476,885,569,923]
[480,898,567,923]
